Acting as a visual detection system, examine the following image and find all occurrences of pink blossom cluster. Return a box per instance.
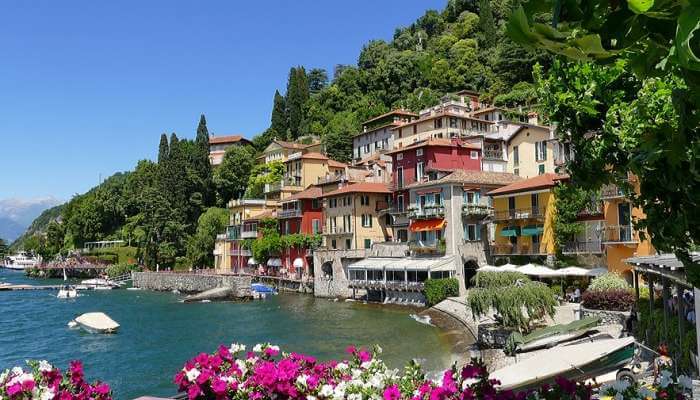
[0,360,111,400]
[174,343,594,400]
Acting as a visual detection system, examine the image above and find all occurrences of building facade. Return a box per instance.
[208,135,253,166]
[353,110,417,163]
[277,186,324,278]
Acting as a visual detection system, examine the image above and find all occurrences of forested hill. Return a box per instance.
[253,0,549,161]
[15,0,549,269]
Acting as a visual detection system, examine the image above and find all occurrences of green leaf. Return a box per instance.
[676,5,700,71]
[628,0,655,14]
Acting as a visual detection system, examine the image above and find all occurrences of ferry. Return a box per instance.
[2,252,40,270]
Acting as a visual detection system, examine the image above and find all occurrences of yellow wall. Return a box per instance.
[324,193,388,250]
[492,190,556,255]
[214,239,231,273]
[506,127,555,178]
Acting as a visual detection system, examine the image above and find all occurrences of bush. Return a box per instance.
[104,263,141,278]
[637,301,697,372]
[588,272,630,291]
[423,278,459,306]
[581,289,635,311]
[471,271,528,288]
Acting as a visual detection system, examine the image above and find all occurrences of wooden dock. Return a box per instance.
[0,284,62,291]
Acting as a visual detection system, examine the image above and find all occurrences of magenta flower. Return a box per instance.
[358,350,371,363]
[383,384,401,400]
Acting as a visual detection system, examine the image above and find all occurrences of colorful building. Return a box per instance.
[277,186,324,279]
[353,110,417,162]
[321,183,392,250]
[265,152,346,202]
[208,135,253,166]
[258,139,323,165]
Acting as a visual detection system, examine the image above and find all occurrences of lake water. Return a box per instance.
[0,269,457,399]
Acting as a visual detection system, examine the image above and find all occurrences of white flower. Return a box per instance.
[39,387,54,400]
[347,393,363,400]
[269,345,280,352]
[222,376,236,384]
[360,361,372,370]
[375,345,382,354]
[307,396,318,400]
[335,362,349,371]
[332,382,347,400]
[38,361,52,373]
[368,374,384,389]
[296,374,308,386]
[9,373,34,386]
[229,343,246,354]
[235,359,248,376]
[246,356,258,365]
[0,369,9,383]
[678,374,693,389]
[185,368,200,382]
[11,367,23,376]
[319,384,334,397]
[253,344,263,352]
[462,378,477,389]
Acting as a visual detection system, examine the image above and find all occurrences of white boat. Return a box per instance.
[2,252,39,270]
[71,312,119,333]
[490,337,635,391]
[57,286,78,298]
[77,278,119,290]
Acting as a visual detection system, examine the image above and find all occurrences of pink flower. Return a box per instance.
[345,345,356,355]
[6,383,22,397]
[358,350,371,363]
[211,378,227,395]
[187,384,201,400]
[264,347,279,357]
[383,384,401,400]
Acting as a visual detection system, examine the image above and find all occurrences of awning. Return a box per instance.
[267,258,282,267]
[347,256,456,272]
[416,188,442,195]
[409,218,446,232]
[293,258,304,268]
[521,225,544,236]
[247,257,258,266]
[500,226,520,237]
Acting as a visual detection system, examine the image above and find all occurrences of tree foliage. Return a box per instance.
[245,161,284,199]
[213,145,256,206]
[186,207,229,268]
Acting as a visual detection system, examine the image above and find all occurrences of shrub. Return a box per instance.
[581,289,634,311]
[469,281,557,332]
[636,301,697,372]
[588,272,630,291]
[471,271,528,288]
[104,263,141,278]
[423,278,459,306]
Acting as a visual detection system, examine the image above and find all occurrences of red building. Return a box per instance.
[277,186,324,278]
[384,138,482,242]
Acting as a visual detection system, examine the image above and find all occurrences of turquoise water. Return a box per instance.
[0,270,455,399]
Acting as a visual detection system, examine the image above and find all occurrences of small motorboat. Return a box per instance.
[505,316,601,354]
[491,336,635,391]
[251,283,277,299]
[57,286,78,299]
[71,312,120,334]
[78,278,119,290]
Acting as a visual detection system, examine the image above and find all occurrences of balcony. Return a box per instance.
[462,204,493,218]
[284,176,303,187]
[408,240,446,256]
[241,230,258,239]
[483,149,504,161]
[230,249,252,257]
[577,201,604,219]
[323,226,353,236]
[602,225,638,244]
[600,184,626,200]
[216,233,227,241]
[264,181,282,194]
[348,280,425,292]
[317,174,346,185]
[561,240,603,254]
[490,244,545,256]
[408,205,445,219]
[278,209,302,219]
[493,207,546,221]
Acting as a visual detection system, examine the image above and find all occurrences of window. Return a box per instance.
[416,148,424,156]
[514,168,519,176]
[434,118,443,129]
[397,195,404,212]
[416,162,424,181]
[413,125,417,134]
[513,145,519,166]
[397,153,403,161]
[284,220,290,234]
[470,150,478,159]
[398,128,403,138]
[508,197,516,217]
[345,238,352,249]
[312,199,319,209]
[364,144,370,153]
[364,239,371,249]
[362,214,372,228]
[360,195,369,206]
[464,224,481,241]
[397,167,404,189]
[535,141,547,161]
[344,215,352,231]
[464,191,480,204]
[434,192,442,205]
[531,194,540,215]
[538,164,545,175]
[312,219,320,234]
[331,239,337,249]
[449,118,457,128]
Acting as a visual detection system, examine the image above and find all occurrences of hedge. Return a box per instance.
[104,263,142,278]
[423,278,459,306]
[581,289,635,311]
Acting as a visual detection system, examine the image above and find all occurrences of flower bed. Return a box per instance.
[0,360,111,400]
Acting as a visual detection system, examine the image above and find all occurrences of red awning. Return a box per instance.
[409,219,446,232]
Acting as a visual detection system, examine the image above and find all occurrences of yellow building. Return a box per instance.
[504,125,564,178]
[487,174,562,259]
[266,152,347,202]
[321,183,392,250]
[258,139,323,164]
[600,175,655,280]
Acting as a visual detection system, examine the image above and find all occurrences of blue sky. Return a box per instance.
[0,0,445,201]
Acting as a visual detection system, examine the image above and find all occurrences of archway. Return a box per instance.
[463,259,479,288]
[321,261,333,280]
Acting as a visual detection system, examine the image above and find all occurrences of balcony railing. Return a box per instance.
[490,244,545,255]
[602,225,637,244]
[264,181,282,194]
[278,209,302,219]
[408,205,445,219]
[241,230,258,239]
[284,176,303,187]
[408,241,446,256]
[230,249,252,256]
[348,280,425,292]
[483,150,504,160]
[493,207,546,221]
[600,184,626,199]
[561,240,603,254]
[323,226,353,235]
[216,233,227,241]
[462,204,493,218]
[317,174,346,185]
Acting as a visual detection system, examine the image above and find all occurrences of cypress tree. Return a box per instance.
[158,133,169,164]
[285,66,309,139]
[270,90,288,138]
[195,114,209,155]
[478,0,496,47]
[193,114,214,207]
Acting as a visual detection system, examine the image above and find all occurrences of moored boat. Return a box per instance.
[77,278,119,290]
[490,336,636,391]
[251,283,277,299]
[57,286,78,298]
[72,312,120,333]
[2,252,39,270]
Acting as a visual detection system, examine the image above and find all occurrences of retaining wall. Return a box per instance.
[133,272,251,297]
[580,307,629,326]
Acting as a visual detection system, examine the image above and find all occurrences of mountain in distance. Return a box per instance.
[0,197,63,242]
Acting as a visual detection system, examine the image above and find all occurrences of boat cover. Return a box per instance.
[505,316,601,355]
[74,312,120,332]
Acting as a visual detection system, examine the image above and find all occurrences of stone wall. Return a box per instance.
[133,272,251,297]
[313,249,367,298]
[580,307,629,326]
[477,322,514,348]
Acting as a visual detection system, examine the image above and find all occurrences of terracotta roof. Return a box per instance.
[353,121,404,137]
[406,170,522,189]
[209,135,251,145]
[487,173,568,196]
[328,159,347,168]
[244,209,276,221]
[274,140,319,149]
[362,109,418,126]
[456,89,480,97]
[470,106,502,115]
[322,183,391,197]
[389,111,495,130]
[385,138,480,155]
[284,186,322,201]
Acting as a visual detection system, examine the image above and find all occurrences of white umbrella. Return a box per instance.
[587,267,608,277]
[557,266,591,277]
[517,263,559,277]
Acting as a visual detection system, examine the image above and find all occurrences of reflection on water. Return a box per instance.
[0,270,457,399]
